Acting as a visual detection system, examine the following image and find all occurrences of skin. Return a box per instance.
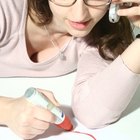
[0,89,59,139]
[47,0,108,37]
[26,0,109,62]
[0,0,140,139]
[2,1,110,139]
[115,0,140,73]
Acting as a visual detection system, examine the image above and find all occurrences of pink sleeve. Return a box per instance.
[72,47,140,128]
[0,1,4,40]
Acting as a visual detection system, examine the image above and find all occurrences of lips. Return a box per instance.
[68,20,91,30]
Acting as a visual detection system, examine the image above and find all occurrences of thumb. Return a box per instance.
[37,88,60,106]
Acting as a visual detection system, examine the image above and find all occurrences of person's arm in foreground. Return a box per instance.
[0,89,59,139]
[72,0,140,128]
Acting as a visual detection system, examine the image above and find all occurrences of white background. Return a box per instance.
[0,72,140,140]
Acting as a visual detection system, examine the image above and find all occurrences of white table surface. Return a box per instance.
[0,72,140,140]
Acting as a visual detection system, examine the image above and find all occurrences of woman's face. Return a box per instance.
[48,0,109,37]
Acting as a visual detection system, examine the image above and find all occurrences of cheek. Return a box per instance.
[51,10,68,24]
[91,8,108,23]
[49,4,67,19]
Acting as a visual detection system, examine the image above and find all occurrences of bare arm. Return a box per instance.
[0,96,13,125]
[0,89,58,139]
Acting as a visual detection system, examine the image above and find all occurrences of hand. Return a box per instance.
[113,0,140,28]
[6,89,59,139]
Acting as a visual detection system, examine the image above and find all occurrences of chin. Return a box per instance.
[70,30,92,38]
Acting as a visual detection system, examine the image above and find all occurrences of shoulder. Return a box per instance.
[74,37,111,69]
[0,0,26,10]
[0,0,27,16]
[0,0,27,43]
[73,37,99,58]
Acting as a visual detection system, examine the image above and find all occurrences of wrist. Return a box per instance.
[0,97,14,125]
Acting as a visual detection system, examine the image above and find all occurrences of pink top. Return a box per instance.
[0,0,140,128]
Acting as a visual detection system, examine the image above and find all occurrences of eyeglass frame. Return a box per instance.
[49,0,112,7]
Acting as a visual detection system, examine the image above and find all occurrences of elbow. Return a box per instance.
[77,118,108,129]
[76,116,119,129]
[72,106,121,129]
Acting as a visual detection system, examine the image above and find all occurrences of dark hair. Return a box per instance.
[28,0,134,60]
[28,0,52,24]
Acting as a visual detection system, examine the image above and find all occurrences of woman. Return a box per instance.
[0,0,140,139]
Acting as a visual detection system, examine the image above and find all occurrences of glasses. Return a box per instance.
[49,0,111,7]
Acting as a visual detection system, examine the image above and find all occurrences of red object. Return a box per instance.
[72,131,96,140]
[57,115,73,131]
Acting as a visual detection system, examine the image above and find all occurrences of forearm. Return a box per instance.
[72,46,140,128]
[0,96,13,125]
[121,39,140,74]
[72,58,140,128]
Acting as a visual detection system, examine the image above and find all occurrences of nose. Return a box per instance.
[71,0,89,21]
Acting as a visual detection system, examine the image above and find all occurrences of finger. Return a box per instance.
[23,126,46,135]
[27,126,46,135]
[33,105,56,123]
[19,126,45,139]
[117,6,140,16]
[37,88,60,106]
[17,120,48,138]
[21,134,36,140]
[31,118,50,130]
